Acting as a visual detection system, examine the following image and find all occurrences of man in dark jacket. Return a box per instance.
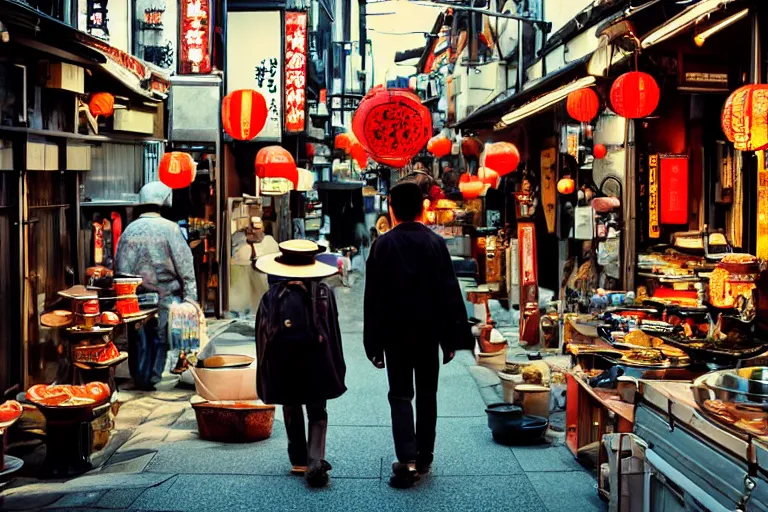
[364,179,471,488]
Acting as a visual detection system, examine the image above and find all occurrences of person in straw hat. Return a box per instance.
[254,240,346,488]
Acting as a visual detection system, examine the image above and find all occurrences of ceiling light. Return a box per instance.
[498,76,597,129]
[642,0,734,49]
[694,8,748,47]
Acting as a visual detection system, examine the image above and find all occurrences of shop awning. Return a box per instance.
[496,76,597,130]
[640,0,741,50]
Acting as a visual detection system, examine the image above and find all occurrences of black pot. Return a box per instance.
[485,403,548,445]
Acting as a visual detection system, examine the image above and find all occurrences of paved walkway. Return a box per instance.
[1,279,604,511]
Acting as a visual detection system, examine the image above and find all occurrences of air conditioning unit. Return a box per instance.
[453,61,509,122]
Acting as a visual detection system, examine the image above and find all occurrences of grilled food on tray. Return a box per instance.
[623,349,664,364]
[703,399,768,436]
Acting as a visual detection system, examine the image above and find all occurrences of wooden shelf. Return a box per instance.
[0,126,166,144]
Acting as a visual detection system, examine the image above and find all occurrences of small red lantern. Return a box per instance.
[158,152,196,189]
[593,144,608,159]
[459,174,485,200]
[566,88,599,123]
[610,71,661,119]
[89,93,115,118]
[335,133,355,153]
[255,146,298,188]
[352,86,432,165]
[461,137,484,158]
[478,167,499,189]
[557,176,576,195]
[222,89,268,141]
[481,142,520,176]
[427,134,452,158]
[722,84,768,151]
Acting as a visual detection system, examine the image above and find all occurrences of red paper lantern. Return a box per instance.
[481,142,520,176]
[350,144,369,168]
[722,84,768,151]
[461,137,484,158]
[593,144,608,159]
[221,89,268,141]
[566,88,599,123]
[459,174,485,200]
[610,71,661,119]
[427,134,452,158]
[159,152,196,189]
[557,177,576,195]
[335,133,355,153]
[255,146,298,188]
[352,86,432,165]
[89,92,115,118]
[478,167,499,189]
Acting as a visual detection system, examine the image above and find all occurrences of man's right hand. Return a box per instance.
[370,356,385,369]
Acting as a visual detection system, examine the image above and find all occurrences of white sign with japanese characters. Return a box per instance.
[226,10,283,141]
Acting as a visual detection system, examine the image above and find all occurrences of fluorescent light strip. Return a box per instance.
[498,76,597,128]
[694,7,749,46]
[641,0,734,49]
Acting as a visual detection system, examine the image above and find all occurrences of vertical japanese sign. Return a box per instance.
[226,11,282,141]
[285,12,307,133]
[659,155,689,225]
[648,154,660,239]
[180,0,211,74]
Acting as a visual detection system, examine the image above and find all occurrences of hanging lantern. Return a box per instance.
[566,88,599,123]
[593,144,608,159]
[478,167,500,189]
[350,143,369,169]
[89,93,115,118]
[461,137,484,158]
[335,133,355,153]
[255,146,299,188]
[352,86,432,165]
[221,89,268,141]
[557,176,576,195]
[427,134,452,158]
[610,71,661,119]
[459,174,485,200]
[722,85,768,151]
[158,152,197,189]
[481,142,520,176]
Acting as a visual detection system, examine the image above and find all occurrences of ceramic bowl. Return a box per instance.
[192,400,275,442]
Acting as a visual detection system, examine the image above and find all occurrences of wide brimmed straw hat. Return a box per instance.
[255,240,338,279]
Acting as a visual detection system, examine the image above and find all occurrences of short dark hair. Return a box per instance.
[389,180,423,222]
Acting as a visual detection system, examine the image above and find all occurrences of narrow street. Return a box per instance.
[2,279,603,511]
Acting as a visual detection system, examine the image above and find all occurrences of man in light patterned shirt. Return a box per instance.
[115,181,197,389]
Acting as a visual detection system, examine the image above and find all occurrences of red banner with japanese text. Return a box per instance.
[285,12,307,133]
[180,0,211,74]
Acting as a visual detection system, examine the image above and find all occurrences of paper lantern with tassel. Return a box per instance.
[159,152,197,189]
[221,89,268,141]
[610,71,660,119]
[335,133,355,153]
[255,146,299,188]
[722,84,768,151]
[427,134,452,158]
[481,142,520,176]
[566,88,599,123]
[89,93,115,118]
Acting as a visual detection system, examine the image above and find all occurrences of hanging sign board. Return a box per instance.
[648,154,660,239]
[180,0,211,74]
[226,11,283,141]
[285,12,307,133]
[659,154,689,225]
[540,147,557,234]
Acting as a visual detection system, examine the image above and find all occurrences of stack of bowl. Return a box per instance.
[113,278,143,318]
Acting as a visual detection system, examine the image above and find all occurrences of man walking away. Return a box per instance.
[364,179,471,488]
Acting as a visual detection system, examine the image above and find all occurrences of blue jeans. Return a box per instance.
[129,309,169,389]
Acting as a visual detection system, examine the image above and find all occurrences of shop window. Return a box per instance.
[82,143,145,201]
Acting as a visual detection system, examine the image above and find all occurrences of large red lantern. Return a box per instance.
[352,86,432,165]
[427,134,452,158]
[461,137,484,158]
[566,88,599,123]
[159,152,196,189]
[221,89,268,141]
[89,92,115,118]
[722,85,768,151]
[459,174,485,200]
[610,71,660,119]
[255,146,299,188]
[481,142,520,176]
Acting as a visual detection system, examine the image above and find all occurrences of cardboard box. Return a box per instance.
[113,109,155,134]
[26,142,59,170]
[46,62,85,94]
[66,144,92,170]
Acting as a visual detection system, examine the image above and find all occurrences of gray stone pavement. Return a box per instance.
[0,276,604,512]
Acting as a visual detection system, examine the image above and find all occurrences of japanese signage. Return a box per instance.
[757,152,768,260]
[226,11,282,141]
[659,155,689,225]
[648,154,660,239]
[285,12,307,133]
[180,0,211,74]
